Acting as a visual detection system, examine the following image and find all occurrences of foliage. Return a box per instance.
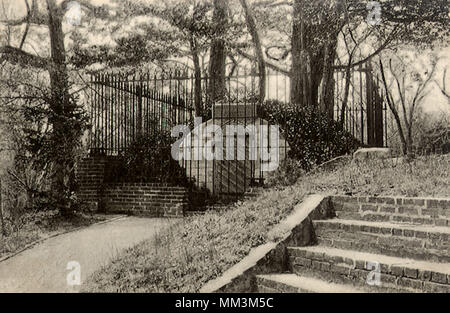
[378,0,449,47]
[0,0,94,216]
[0,0,448,218]
[0,67,88,216]
[19,93,88,213]
[395,109,450,155]
[378,49,439,155]
[71,0,244,69]
[262,100,360,171]
[265,158,306,188]
[104,130,189,186]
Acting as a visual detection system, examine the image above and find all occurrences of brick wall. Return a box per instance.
[76,156,110,211]
[76,156,188,217]
[103,183,187,217]
[330,195,450,226]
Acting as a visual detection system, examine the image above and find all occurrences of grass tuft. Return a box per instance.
[299,154,449,197]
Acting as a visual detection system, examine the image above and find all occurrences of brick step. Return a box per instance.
[335,210,449,227]
[256,274,363,293]
[332,196,449,227]
[288,246,450,293]
[314,219,450,263]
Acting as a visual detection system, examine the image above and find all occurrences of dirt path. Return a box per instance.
[0,217,175,293]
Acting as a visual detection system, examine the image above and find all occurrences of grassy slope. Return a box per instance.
[301,155,449,197]
[83,155,449,292]
[84,186,308,292]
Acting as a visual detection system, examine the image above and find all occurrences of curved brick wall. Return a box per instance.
[76,156,188,217]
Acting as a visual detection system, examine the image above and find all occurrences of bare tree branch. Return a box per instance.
[0,0,47,26]
[389,58,410,132]
[240,0,266,103]
[265,45,290,62]
[435,68,450,101]
[252,0,292,9]
[236,48,290,76]
[380,59,408,155]
[333,27,400,70]
[19,0,32,49]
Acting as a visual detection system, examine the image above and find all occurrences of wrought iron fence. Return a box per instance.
[88,65,387,200]
[333,63,389,148]
[89,73,195,155]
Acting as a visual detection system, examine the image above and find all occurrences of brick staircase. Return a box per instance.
[256,196,450,293]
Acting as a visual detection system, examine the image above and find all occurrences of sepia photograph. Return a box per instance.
[0,0,448,306]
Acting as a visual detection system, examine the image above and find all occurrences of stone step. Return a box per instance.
[314,219,450,263]
[256,274,364,293]
[288,246,450,293]
[335,210,449,227]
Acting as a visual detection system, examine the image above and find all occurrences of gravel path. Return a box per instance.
[0,217,175,293]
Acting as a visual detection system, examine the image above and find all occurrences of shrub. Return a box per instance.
[261,101,360,171]
[265,158,306,187]
[104,131,189,186]
[0,157,55,236]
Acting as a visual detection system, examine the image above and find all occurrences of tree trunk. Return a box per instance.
[406,118,414,156]
[239,0,266,104]
[190,36,203,117]
[0,178,5,237]
[291,0,309,106]
[407,133,414,156]
[291,0,327,109]
[46,0,73,216]
[340,65,352,124]
[380,60,408,155]
[320,40,338,120]
[291,0,341,115]
[208,0,229,104]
